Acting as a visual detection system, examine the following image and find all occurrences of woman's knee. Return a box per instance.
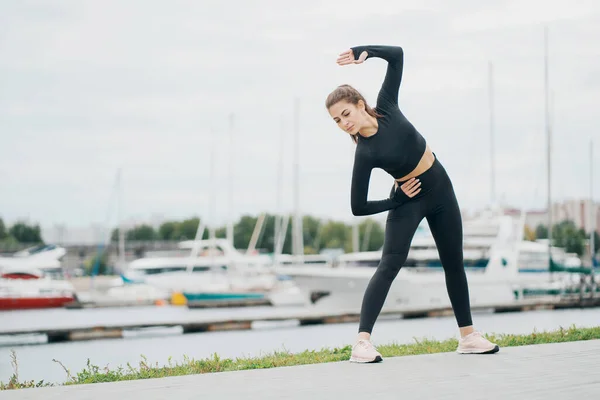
[377,253,408,280]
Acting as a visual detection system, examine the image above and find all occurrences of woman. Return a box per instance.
[326,45,499,363]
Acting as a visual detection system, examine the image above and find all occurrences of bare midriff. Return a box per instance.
[394,144,435,187]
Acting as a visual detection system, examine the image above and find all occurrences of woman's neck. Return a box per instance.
[359,115,379,137]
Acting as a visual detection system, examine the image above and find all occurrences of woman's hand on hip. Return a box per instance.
[396,178,421,198]
[337,49,367,66]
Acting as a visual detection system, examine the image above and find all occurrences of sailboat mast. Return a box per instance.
[275,117,285,259]
[544,26,552,265]
[352,220,359,253]
[292,98,304,260]
[209,130,216,268]
[227,114,234,246]
[117,167,125,270]
[488,62,496,206]
[591,140,595,265]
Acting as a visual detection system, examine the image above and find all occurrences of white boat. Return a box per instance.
[0,244,67,278]
[0,267,76,310]
[275,209,577,311]
[121,239,274,291]
[120,239,306,306]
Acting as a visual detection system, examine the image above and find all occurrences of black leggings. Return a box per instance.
[358,156,473,333]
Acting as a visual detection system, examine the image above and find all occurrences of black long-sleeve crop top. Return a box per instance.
[348,45,427,216]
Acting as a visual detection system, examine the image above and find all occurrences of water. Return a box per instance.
[1,307,599,384]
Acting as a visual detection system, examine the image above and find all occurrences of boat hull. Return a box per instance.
[0,295,75,310]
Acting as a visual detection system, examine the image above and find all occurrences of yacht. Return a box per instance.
[0,244,67,278]
[119,239,305,306]
[276,209,578,311]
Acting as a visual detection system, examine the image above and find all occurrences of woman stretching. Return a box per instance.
[326,45,500,363]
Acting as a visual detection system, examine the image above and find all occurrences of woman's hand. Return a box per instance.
[395,178,421,198]
[337,49,368,66]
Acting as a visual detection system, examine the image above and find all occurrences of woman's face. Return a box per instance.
[328,100,364,136]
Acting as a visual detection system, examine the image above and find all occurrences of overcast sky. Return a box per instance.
[1,0,598,234]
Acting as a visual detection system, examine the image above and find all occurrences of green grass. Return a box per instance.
[2,325,600,390]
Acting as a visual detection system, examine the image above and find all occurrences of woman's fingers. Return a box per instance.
[409,188,422,197]
[406,184,421,197]
[401,178,419,190]
[399,178,422,198]
[337,56,354,65]
[337,50,356,65]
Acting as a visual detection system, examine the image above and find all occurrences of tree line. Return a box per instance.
[110,214,386,254]
[1,215,597,257]
[0,218,43,246]
[526,221,599,256]
[111,217,600,257]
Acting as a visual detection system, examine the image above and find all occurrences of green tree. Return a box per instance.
[233,215,260,250]
[9,222,43,243]
[215,226,227,238]
[320,220,351,251]
[110,228,128,242]
[359,218,384,251]
[535,224,548,239]
[126,225,157,241]
[175,218,203,240]
[552,221,587,256]
[158,221,178,240]
[0,218,7,240]
[102,214,390,256]
[225,213,295,254]
[302,216,322,251]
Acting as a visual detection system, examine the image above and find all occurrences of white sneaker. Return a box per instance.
[457,331,500,354]
[349,339,383,363]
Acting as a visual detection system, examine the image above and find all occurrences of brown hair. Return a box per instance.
[325,84,382,144]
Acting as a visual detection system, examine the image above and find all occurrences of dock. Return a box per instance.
[2,339,599,399]
[2,297,599,343]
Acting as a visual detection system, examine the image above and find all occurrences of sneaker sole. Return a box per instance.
[457,345,500,355]
[349,355,383,363]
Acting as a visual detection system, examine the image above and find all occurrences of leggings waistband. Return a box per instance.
[397,155,449,201]
[398,154,443,185]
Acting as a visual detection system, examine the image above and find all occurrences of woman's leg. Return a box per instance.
[425,182,473,329]
[358,201,424,335]
[350,201,424,363]
[424,166,499,354]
